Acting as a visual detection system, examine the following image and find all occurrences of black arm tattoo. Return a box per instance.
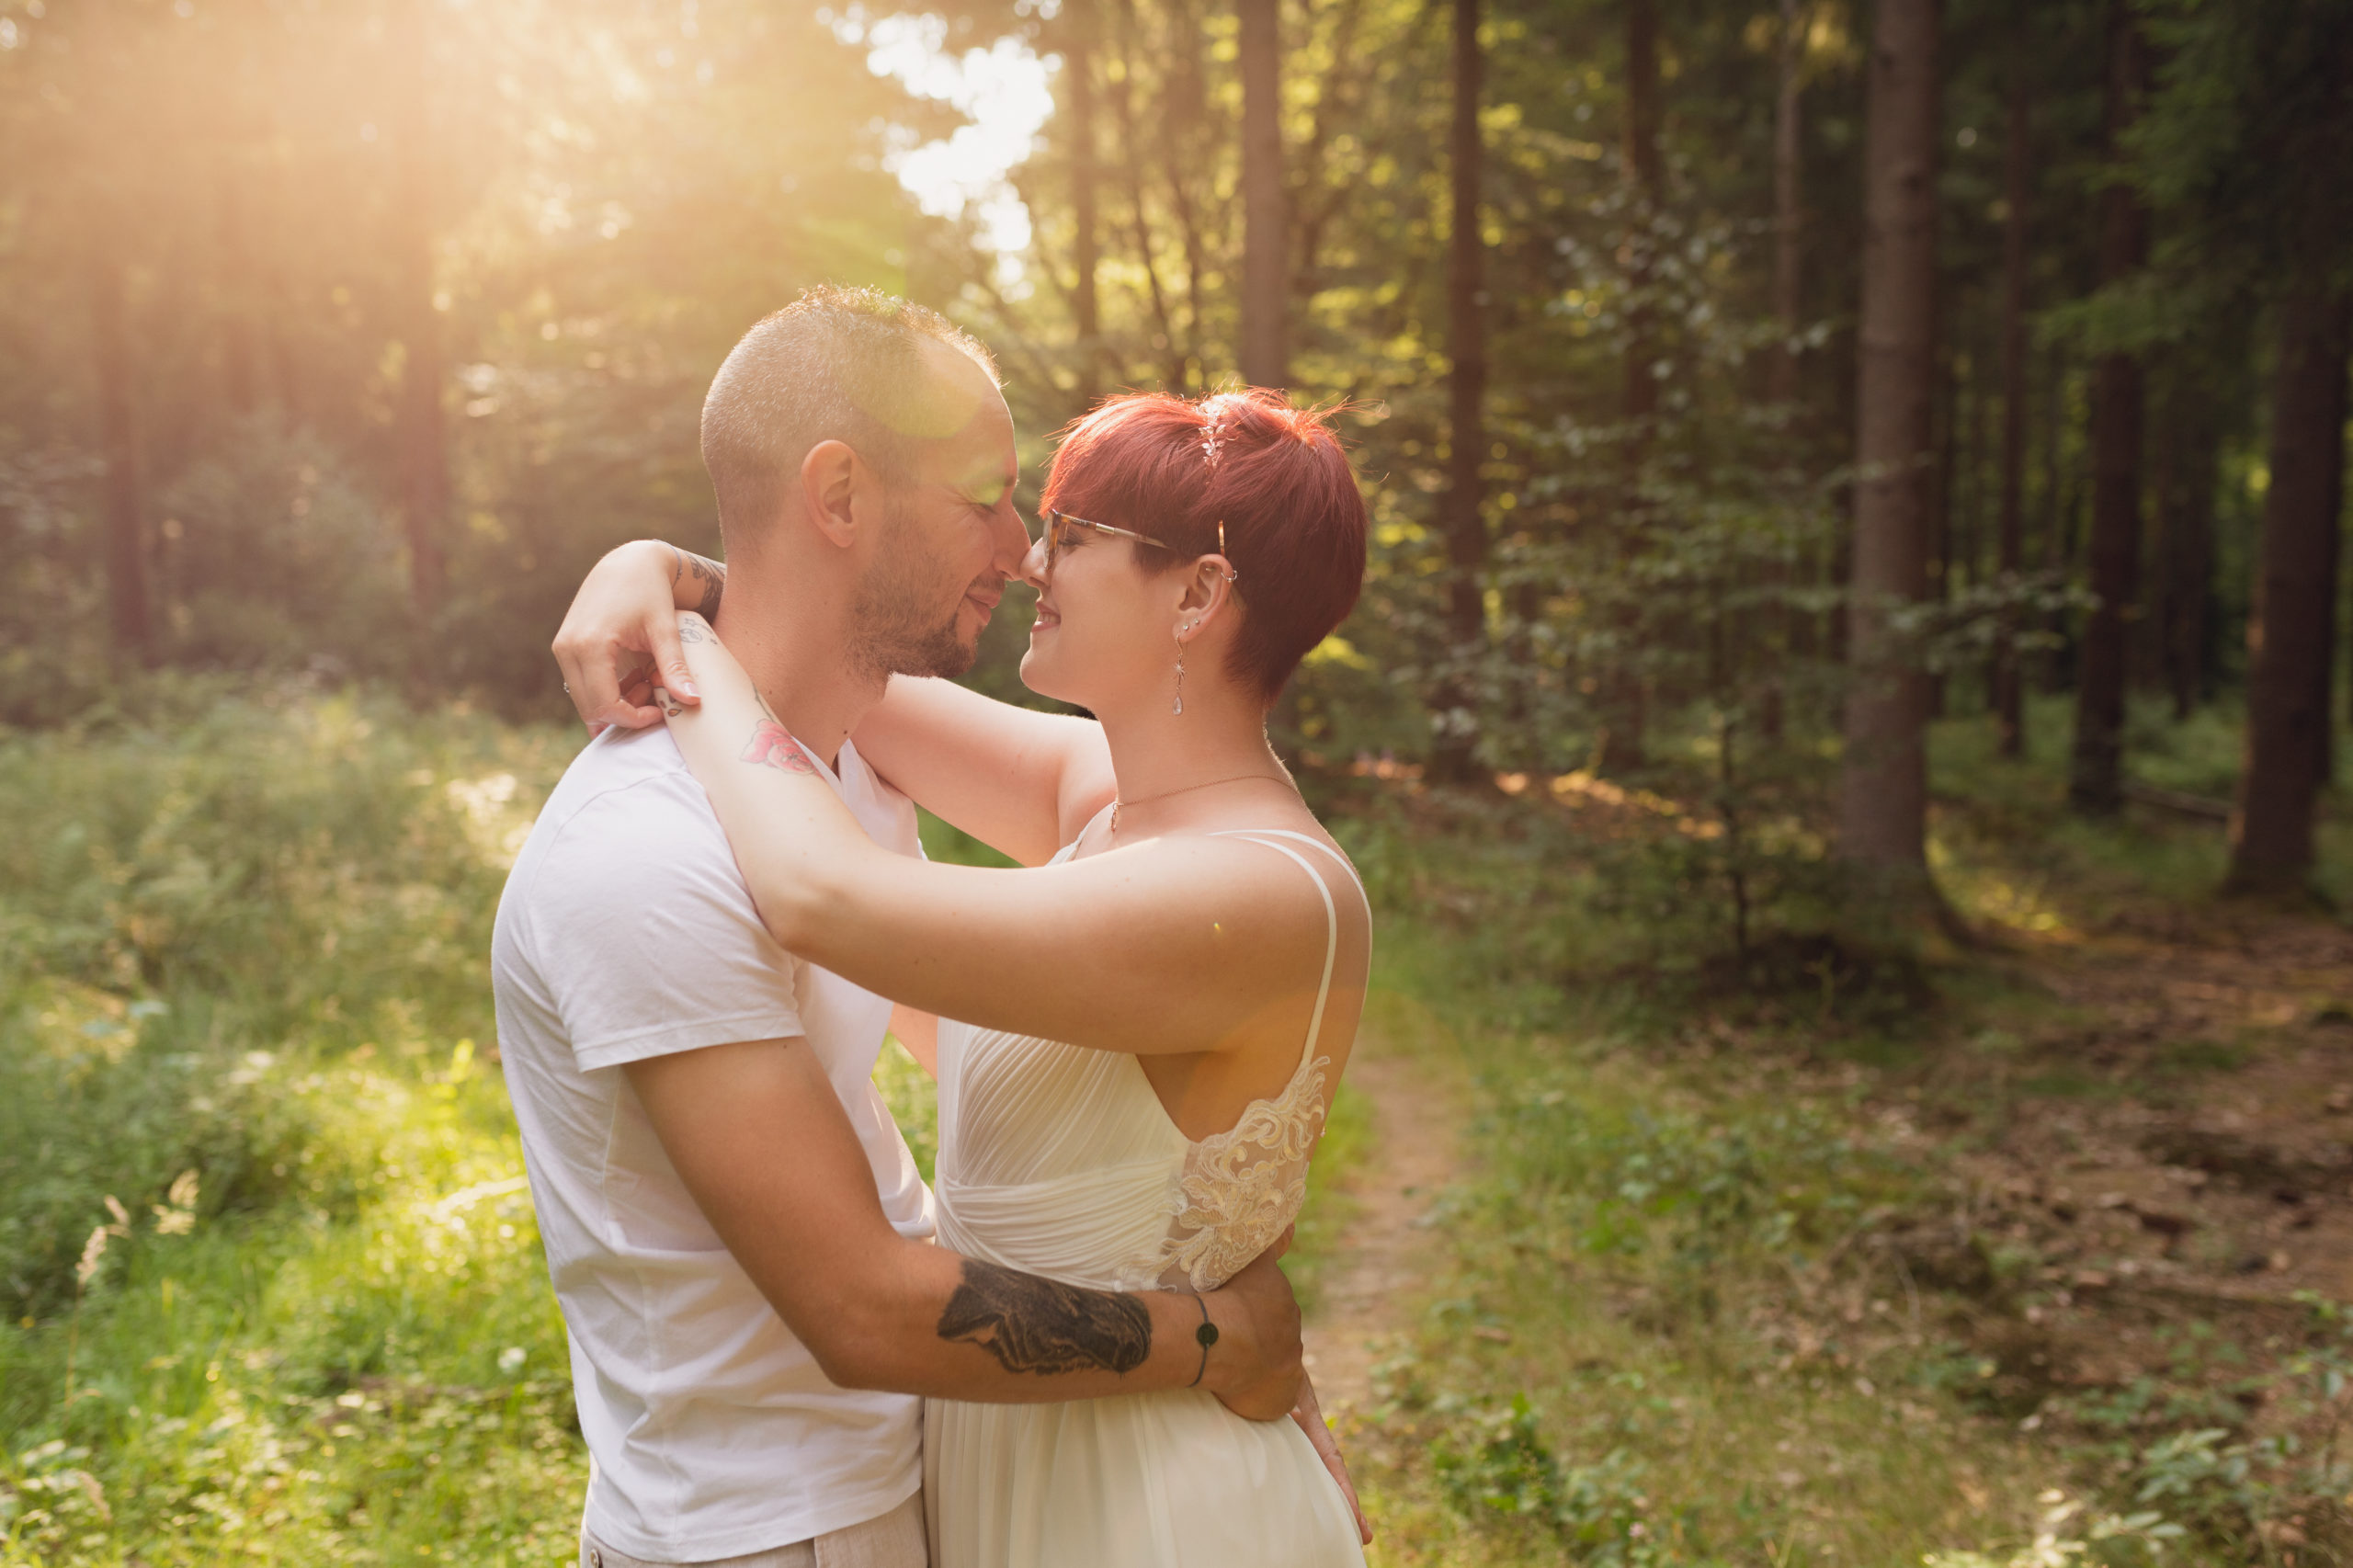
[936,1257,1153,1376]
[670,546,726,622]
[676,612,711,644]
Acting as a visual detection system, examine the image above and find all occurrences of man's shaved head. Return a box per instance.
[700,285,1000,558]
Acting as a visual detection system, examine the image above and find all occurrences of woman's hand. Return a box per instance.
[551,540,727,733]
[1291,1369,1373,1544]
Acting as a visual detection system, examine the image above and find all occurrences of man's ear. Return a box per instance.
[800,440,865,549]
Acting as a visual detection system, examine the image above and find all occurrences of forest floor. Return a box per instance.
[1294,702,2353,1566]
[1302,1047,1467,1417]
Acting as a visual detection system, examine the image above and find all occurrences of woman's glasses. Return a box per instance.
[1038,510,1236,583]
[1038,508,1172,575]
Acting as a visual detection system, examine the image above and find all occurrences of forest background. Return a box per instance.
[5,0,2353,1563]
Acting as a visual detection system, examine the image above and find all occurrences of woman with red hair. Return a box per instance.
[563,388,1372,1566]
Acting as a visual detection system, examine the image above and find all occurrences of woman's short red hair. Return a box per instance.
[1040,389,1367,705]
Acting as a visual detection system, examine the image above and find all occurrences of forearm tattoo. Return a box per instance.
[936,1257,1153,1377]
[742,719,819,775]
[670,546,726,621]
[677,613,711,644]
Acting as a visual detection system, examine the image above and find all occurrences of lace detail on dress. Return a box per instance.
[1153,1053,1331,1290]
[1112,826,1366,1292]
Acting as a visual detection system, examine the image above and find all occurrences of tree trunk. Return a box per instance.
[2226,287,2352,895]
[1598,0,1662,775]
[1993,36,2031,756]
[1064,11,1104,403]
[1238,0,1287,391]
[2067,2,2149,815]
[216,166,259,415]
[1109,1,1183,389]
[1770,0,1805,406]
[1160,0,1211,389]
[1757,0,1807,744]
[1836,0,1940,887]
[259,135,302,420]
[89,256,153,663]
[2040,341,2074,694]
[1430,0,1487,784]
[2153,371,2219,721]
[1157,0,1213,391]
[390,0,447,622]
[1925,327,1956,721]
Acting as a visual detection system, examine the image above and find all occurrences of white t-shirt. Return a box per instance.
[491,723,934,1561]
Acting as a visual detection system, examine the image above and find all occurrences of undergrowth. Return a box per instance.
[1316,695,2353,1567]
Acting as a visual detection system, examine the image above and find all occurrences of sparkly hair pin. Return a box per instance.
[1199,410,1224,469]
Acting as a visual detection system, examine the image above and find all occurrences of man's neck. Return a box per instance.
[712,581,881,771]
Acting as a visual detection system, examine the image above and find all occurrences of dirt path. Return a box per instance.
[1302,1046,1463,1423]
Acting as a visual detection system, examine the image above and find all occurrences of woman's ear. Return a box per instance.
[1173,558,1236,640]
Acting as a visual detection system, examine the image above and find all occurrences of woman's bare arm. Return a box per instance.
[660,614,1332,1058]
[855,676,1116,867]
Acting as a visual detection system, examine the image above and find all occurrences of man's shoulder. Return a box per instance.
[534,726,712,844]
[495,728,801,1043]
[505,728,739,919]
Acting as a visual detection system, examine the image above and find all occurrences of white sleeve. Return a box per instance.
[525,778,808,1072]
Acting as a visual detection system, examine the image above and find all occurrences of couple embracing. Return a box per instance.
[494,285,1375,1568]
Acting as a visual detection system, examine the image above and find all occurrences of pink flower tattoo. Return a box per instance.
[742,720,818,775]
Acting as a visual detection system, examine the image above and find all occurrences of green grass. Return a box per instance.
[1324,914,2061,1566]
[1,687,585,1564]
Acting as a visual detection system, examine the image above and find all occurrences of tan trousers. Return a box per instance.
[580,1491,927,1568]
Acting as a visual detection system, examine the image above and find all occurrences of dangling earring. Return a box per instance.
[1173,625,1189,715]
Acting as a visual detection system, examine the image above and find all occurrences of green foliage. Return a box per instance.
[1492,1078,1881,1282]
[1921,1493,2183,1568]
[0,1049,584,1566]
[1429,1395,1702,1565]
[0,686,560,1316]
[154,421,410,681]
[0,692,594,1562]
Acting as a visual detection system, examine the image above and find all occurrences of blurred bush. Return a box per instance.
[155,419,410,681]
[0,685,565,1318]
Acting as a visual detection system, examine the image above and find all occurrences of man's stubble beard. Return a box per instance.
[848,495,980,683]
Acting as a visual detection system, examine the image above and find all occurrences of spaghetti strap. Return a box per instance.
[1216,828,1370,915]
[1211,828,1364,1074]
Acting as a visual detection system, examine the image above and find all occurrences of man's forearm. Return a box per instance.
[811,1243,1253,1409]
[665,541,726,620]
[625,1030,1295,1424]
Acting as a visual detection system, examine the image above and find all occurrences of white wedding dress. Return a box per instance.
[923,825,1370,1568]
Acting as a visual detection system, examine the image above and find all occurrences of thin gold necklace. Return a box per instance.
[1110,771,1289,834]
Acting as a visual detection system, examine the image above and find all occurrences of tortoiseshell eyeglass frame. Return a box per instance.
[1040,511,1237,583]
